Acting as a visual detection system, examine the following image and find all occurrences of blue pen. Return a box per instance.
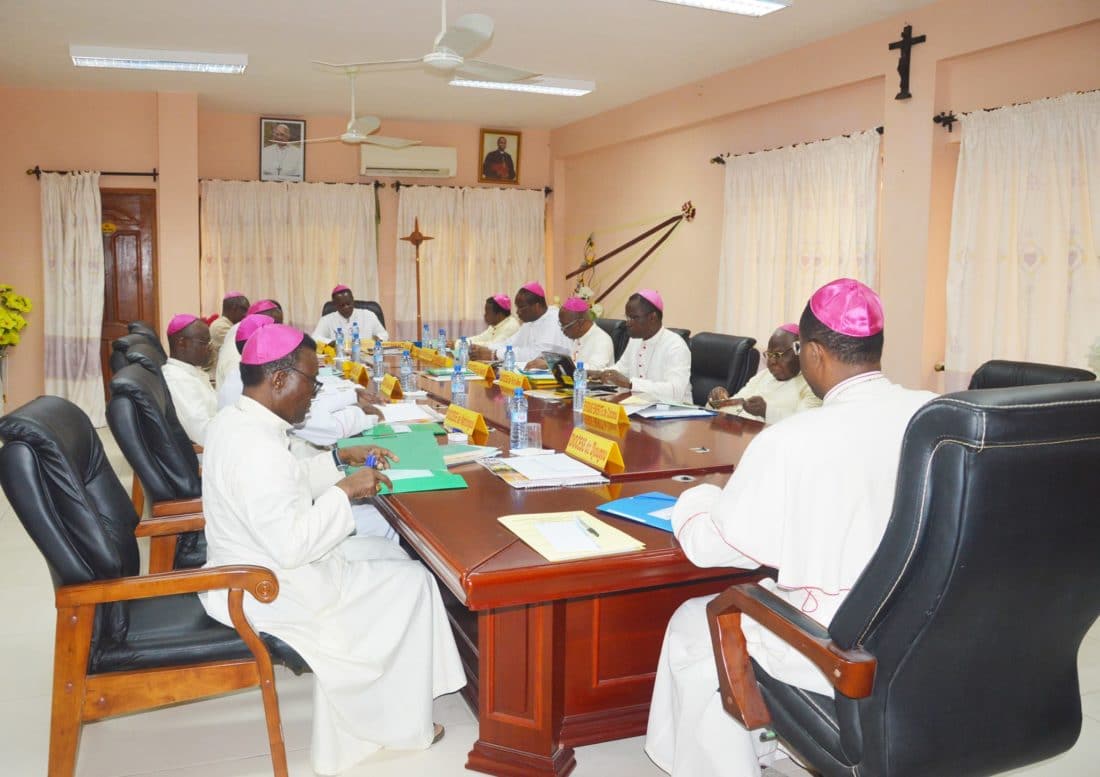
[365,454,377,469]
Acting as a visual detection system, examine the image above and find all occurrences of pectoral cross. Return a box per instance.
[888,25,926,101]
[400,218,434,335]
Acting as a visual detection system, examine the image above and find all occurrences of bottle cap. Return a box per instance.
[514,387,522,396]
[577,361,584,369]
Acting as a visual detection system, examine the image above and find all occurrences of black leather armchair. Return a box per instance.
[110,334,166,375]
[127,320,168,359]
[689,332,759,406]
[707,381,1100,777]
[968,358,1095,389]
[666,326,691,346]
[0,396,303,777]
[596,318,630,361]
[108,363,206,572]
[320,299,387,328]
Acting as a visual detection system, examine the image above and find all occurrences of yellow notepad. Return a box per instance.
[498,511,645,562]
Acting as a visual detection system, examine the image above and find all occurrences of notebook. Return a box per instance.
[498,511,645,562]
[478,454,608,490]
[596,491,677,532]
[338,432,468,494]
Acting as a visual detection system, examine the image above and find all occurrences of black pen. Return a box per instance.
[575,516,600,538]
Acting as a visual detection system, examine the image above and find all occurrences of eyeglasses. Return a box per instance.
[282,366,323,397]
[560,318,584,333]
[763,346,794,361]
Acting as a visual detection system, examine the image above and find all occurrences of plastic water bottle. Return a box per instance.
[421,323,431,348]
[437,327,447,353]
[573,361,587,414]
[372,340,384,387]
[509,388,528,451]
[457,336,469,370]
[503,345,516,373]
[400,350,414,392]
[335,326,346,358]
[451,365,468,408]
[350,322,361,364]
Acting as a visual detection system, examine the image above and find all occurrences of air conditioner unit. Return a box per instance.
[360,145,457,178]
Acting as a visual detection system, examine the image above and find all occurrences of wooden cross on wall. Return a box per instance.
[888,24,926,101]
[400,217,434,336]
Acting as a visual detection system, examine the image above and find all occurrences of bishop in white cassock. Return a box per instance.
[468,282,572,367]
[160,314,217,446]
[594,289,692,404]
[200,324,465,775]
[525,295,616,372]
[206,291,249,375]
[466,293,521,346]
[645,279,936,777]
[215,299,282,387]
[312,284,389,345]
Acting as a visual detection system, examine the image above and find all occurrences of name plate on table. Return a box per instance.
[583,397,629,425]
[498,370,532,393]
[319,343,336,364]
[383,340,414,351]
[342,361,374,388]
[467,360,495,385]
[443,405,490,445]
[410,345,426,361]
[381,373,403,400]
[583,415,630,438]
[565,428,625,475]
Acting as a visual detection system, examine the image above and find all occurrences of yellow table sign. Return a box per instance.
[582,397,629,425]
[498,370,532,393]
[467,360,495,385]
[381,373,403,400]
[565,428,625,475]
[410,345,425,361]
[443,405,490,445]
[583,415,629,438]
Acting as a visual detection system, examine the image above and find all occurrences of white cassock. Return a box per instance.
[161,357,217,446]
[716,370,821,424]
[200,396,466,775]
[492,306,573,366]
[261,142,303,181]
[645,372,936,777]
[613,328,692,404]
[571,323,615,371]
[207,315,233,375]
[467,315,520,346]
[313,307,389,345]
[214,322,242,388]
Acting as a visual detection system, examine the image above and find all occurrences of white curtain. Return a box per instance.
[716,130,881,342]
[395,186,545,339]
[41,172,106,427]
[200,180,379,331]
[945,92,1100,390]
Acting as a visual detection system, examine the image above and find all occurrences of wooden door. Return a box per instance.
[100,190,158,397]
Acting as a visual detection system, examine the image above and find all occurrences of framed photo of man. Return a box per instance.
[259,118,306,182]
[479,129,521,184]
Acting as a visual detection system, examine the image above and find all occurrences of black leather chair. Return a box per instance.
[689,332,759,406]
[320,299,387,328]
[110,333,166,375]
[666,326,691,346]
[108,363,206,572]
[968,358,1095,389]
[708,381,1100,777]
[0,396,303,777]
[124,341,167,374]
[596,318,630,361]
[127,320,168,359]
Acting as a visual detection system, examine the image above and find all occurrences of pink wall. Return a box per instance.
[550,0,1100,389]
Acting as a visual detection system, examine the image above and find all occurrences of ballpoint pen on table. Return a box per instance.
[575,516,600,538]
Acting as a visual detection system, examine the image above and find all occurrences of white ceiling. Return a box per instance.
[0,0,938,129]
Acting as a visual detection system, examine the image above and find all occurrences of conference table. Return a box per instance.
[368,358,766,777]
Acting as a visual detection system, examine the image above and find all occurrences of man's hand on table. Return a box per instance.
[467,344,495,362]
[337,467,393,499]
[591,369,632,389]
[337,445,398,468]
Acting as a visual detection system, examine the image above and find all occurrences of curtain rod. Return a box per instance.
[710,126,884,165]
[933,88,1099,132]
[391,181,553,196]
[198,178,387,189]
[26,165,158,180]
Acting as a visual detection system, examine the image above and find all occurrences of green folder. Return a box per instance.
[351,422,447,439]
[375,471,467,495]
[339,431,468,494]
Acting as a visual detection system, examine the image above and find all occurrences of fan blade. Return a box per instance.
[302,136,342,144]
[363,136,423,149]
[437,13,494,58]
[349,115,382,135]
[456,60,537,83]
[312,58,422,70]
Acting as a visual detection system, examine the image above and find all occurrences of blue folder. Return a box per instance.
[596,491,678,532]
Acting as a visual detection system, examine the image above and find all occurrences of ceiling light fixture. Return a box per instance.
[69,45,247,74]
[449,77,594,97]
[653,0,790,16]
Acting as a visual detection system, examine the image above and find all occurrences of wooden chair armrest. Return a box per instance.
[56,565,277,608]
[707,582,877,729]
[152,497,203,517]
[135,513,205,537]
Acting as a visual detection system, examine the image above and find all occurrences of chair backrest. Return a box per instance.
[124,342,168,374]
[0,396,141,647]
[827,382,1100,777]
[127,320,167,359]
[968,358,1095,389]
[596,318,630,361]
[107,364,201,504]
[111,333,165,375]
[666,327,691,346]
[320,299,386,328]
[688,332,759,406]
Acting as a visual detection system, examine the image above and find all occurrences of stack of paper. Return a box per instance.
[478,454,608,490]
[498,511,645,561]
[441,444,501,466]
[378,403,441,423]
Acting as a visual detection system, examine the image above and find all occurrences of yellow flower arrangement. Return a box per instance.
[0,284,33,352]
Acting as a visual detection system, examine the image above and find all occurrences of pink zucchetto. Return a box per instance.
[809,278,884,338]
[166,314,198,337]
[247,299,278,316]
[492,293,511,312]
[562,296,589,313]
[223,291,246,300]
[779,323,800,336]
[235,313,276,343]
[521,281,546,299]
[241,324,305,366]
[332,284,351,296]
[636,288,664,312]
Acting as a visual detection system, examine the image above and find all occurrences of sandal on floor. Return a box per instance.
[432,723,445,745]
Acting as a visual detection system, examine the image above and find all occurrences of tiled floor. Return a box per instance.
[0,429,1097,776]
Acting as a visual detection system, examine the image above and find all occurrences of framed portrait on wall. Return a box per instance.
[479,129,521,184]
[259,118,306,182]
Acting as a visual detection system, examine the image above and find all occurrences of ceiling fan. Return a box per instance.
[303,69,421,148]
[312,0,538,87]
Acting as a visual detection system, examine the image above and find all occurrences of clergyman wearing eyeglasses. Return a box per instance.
[708,323,821,423]
[524,295,615,372]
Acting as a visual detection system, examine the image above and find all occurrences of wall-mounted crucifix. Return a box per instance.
[888,24,926,100]
[400,217,434,336]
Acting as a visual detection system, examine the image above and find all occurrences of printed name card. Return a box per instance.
[582,416,630,438]
[582,397,629,425]
[410,345,426,361]
[565,428,625,475]
[498,370,532,393]
[383,340,413,351]
[381,373,403,400]
[467,360,495,385]
[443,405,490,445]
[343,361,374,388]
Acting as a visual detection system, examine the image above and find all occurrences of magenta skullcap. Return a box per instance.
[235,313,276,343]
[223,290,246,300]
[332,284,351,295]
[492,293,511,312]
[240,324,305,366]
[166,314,199,337]
[809,278,884,338]
[247,299,278,315]
[636,288,664,312]
[562,296,589,313]
[779,323,800,336]
[521,281,546,299]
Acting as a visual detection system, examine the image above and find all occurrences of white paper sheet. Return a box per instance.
[535,521,599,553]
[385,469,435,481]
[379,404,435,422]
